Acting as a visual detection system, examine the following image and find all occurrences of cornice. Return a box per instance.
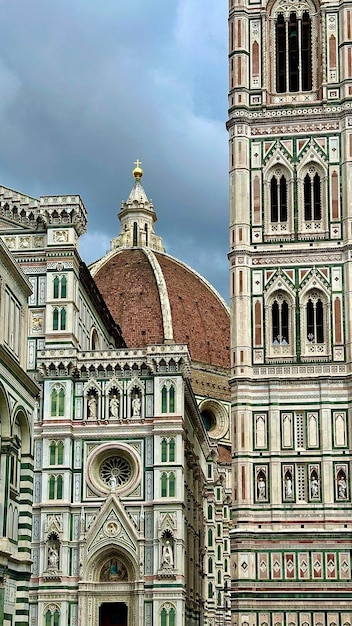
[227,100,352,131]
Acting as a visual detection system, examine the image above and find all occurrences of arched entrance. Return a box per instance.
[99,602,127,626]
[79,545,142,625]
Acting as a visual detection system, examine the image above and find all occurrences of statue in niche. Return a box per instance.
[132,394,141,417]
[88,394,97,419]
[257,473,266,500]
[100,558,127,581]
[284,474,293,499]
[109,394,119,418]
[337,474,347,499]
[48,545,59,570]
[161,540,174,568]
[310,474,319,499]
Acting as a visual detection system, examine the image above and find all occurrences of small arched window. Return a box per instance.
[50,441,56,465]
[304,172,321,221]
[161,438,168,462]
[272,294,289,345]
[169,386,175,412]
[133,222,138,246]
[169,473,175,497]
[161,386,167,413]
[49,475,56,500]
[51,386,65,417]
[60,308,66,330]
[49,475,63,500]
[53,276,60,299]
[50,441,64,465]
[53,307,66,331]
[270,174,287,223]
[161,607,175,626]
[161,383,176,413]
[57,475,63,499]
[60,276,67,298]
[169,438,175,462]
[161,438,175,462]
[45,608,60,626]
[307,296,324,343]
[161,472,167,497]
[53,308,59,331]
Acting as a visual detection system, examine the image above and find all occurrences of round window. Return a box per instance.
[199,399,229,440]
[99,456,131,487]
[86,443,141,497]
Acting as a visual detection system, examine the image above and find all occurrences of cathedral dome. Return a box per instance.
[90,165,230,401]
[92,247,230,369]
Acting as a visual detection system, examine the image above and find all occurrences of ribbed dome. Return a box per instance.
[92,247,230,369]
[89,165,230,402]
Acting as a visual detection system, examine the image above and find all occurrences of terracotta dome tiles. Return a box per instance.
[94,249,164,348]
[93,248,230,369]
[155,253,230,369]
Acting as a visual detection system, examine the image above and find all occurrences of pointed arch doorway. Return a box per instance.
[99,602,128,626]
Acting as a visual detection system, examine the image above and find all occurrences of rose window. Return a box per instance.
[99,456,131,487]
[86,443,140,496]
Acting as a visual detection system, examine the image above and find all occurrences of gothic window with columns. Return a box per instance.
[300,289,330,359]
[161,437,175,462]
[264,165,293,239]
[161,381,175,413]
[48,475,63,500]
[53,275,66,299]
[304,171,321,221]
[298,163,327,238]
[53,307,66,330]
[161,472,175,497]
[307,295,324,343]
[44,605,60,626]
[272,296,289,344]
[53,276,59,299]
[49,440,64,465]
[276,11,312,92]
[270,172,287,223]
[160,604,176,626]
[270,0,319,99]
[266,290,295,359]
[51,385,65,417]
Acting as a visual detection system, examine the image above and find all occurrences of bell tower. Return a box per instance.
[228,0,352,622]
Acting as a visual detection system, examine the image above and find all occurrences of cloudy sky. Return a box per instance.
[0,0,229,300]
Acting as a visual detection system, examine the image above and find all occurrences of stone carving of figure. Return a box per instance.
[48,546,59,570]
[257,476,266,500]
[88,394,97,419]
[338,475,347,499]
[132,395,141,417]
[161,540,174,568]
[284,476,293,499]
[310,476,319,499]
[109,394,119,418]
[110,475,117,492]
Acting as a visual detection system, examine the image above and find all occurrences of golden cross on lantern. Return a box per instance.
[134,159,142,168]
